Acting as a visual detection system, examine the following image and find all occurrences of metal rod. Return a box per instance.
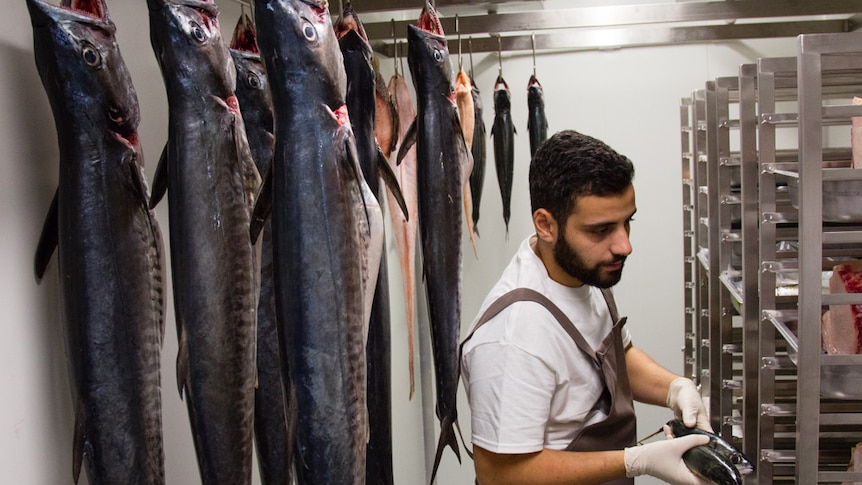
[496,35,502,76]
[468,36,474,78]
[456,14,462,70]
[391,18,398,74]
[531,32,536,77]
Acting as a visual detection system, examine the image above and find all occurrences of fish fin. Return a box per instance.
[430,415,461,485]
[72,402,85,484]
[250,162,273,245]
[395,118,417,166]
[513,124,517,135]
[456,419,473,460]
[344,137,372,225]
[377,147,409,221]
[176,326,189,399]
[148,144,168,210]
[34,188,58,282]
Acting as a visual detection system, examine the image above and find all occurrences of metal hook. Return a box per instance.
[531,33,537,77]
[456,15,462,70]
[468,36,474,78]
[399,41,406,77]
[497,35,502,76]
[391,18,398,74]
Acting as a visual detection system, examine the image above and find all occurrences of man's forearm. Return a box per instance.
[624,345,678,406]
[473,445,627,485]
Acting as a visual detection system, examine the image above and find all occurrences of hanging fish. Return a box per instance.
[386,71,419,399]
[527,74,548,157]
[229,12,292,485]
[455,69,477,254]
[396,1,470,480]
[491,74,515,234]
[335,3,407,485]
[469,77,486,235]
[374,57,399,159]
[29,0,165,483]
[147,0,260,483]
[252,0,380,482]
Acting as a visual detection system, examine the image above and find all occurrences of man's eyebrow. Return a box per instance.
[580,209,637,228]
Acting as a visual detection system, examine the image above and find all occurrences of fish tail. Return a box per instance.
[430,415,461,484]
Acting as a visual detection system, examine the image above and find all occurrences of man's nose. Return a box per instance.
[611,227,633,257]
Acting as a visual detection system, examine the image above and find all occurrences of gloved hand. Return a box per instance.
[667,377,713,432]
[623,433,711,485]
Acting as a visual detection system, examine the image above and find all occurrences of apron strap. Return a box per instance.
[461,288,599,366]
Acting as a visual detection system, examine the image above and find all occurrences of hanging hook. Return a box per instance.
[531,33,537,78]
[339,0,344,14]
[456,15,463,71]
[391,18,398,75]
[497,35,503,77]
[468,36,474,78]
[399,41,406,78]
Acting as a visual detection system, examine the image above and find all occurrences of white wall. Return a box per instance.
[0,0,800,483]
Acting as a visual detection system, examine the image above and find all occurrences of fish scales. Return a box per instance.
[230,14,292,485]
[336,5,394,484]
[254,0,373,483]
[469,81,486,234]
[28,0,166,483]
[491,74,515,233]
[403,2,469,480]
[147,0,260,483]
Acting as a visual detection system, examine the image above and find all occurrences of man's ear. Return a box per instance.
[533,209,558,244]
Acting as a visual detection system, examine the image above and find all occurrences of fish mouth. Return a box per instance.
[229,12,258,53]
[334,2,367,41]
[109,129,141,155]
[417,0,444,37]
[527,74,542,88]
[494,74,509,91]
[63,0,105,20]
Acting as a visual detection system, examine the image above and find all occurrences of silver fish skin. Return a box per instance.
[336,6,395,485]
[230,15,292,485]
[147,0,260,483]
[29,0,166,483]
[527,74,548,158]
[668,419,754,476]
[683,443,743,485]
[400,1,468,480]
[491,74,515,233]
[469,81,486,234]
[253,0,373,483]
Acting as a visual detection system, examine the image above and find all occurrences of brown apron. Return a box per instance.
[462,287,636,485]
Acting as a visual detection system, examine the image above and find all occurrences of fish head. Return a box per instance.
[27,0,141,144]
[252,0,346,110]
[493,74,511,108]
[406,4,452,101]
[333,1,367,42]
[455,69,472,92]
[147,0,237,99]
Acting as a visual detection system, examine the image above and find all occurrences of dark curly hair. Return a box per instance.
[529,130,635,225]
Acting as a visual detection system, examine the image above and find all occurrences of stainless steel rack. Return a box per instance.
[680,31,862,484]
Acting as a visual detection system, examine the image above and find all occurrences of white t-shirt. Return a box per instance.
[461,235,632,454]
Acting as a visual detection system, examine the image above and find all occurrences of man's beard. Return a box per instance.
[553,234,625,289]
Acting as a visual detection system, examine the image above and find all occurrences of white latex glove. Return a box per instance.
[623,433,711,485]
[667,377,713,432]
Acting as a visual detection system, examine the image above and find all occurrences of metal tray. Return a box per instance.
[789,177,862,222]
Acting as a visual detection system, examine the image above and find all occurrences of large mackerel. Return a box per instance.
[253,0,378,482]
[527,74,548,157]
[491,74,515,234]
[229,13,292,485]
[147,0,260,483]
[29,0,165,483]
[469,78,487,235]
[397,1,469,480]
[335,4,396,485]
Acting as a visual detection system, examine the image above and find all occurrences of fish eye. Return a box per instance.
[247,72,261,89]
[190,22,206,43]
[301,21,317,41]
[433,49,443,62]
[108,106,124,124]
[81,42,101,67]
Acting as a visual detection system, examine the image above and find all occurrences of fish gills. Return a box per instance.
[148,0,260,483]
[29,0,165,483]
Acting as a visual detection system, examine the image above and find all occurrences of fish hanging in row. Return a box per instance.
[229,12,293,485]
[29,0,166,483]
[147,0,261,483]
[397,1,472,480]
[252,0,384,482]
[491,74,515,235]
